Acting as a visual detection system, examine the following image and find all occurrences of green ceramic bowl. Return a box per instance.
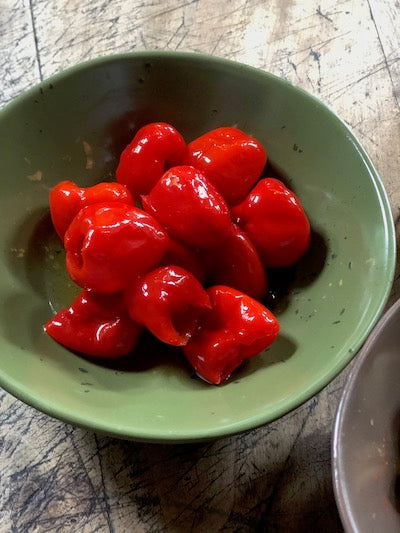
[0,52,395,442]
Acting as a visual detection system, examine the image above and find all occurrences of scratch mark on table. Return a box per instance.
[28,0,43,81]
[94,434,115,533]
[367,0,400,112]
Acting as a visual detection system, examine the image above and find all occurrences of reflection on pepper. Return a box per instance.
[202,224,268,301]
[44,290,142,358]
[64,202,169,293]
[142,165,232,248]
[50,180,134,240]
[231,177,310,268]
[183,285,279,385]
[125,266,211,346]
[186,126,266,206]
[116,122,187,198]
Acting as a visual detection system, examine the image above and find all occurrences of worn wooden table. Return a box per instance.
[1,1,399,531]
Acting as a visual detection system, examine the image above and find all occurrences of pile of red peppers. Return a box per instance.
[44,123,310,385]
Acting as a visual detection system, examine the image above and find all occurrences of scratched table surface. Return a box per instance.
[1,1,400,531]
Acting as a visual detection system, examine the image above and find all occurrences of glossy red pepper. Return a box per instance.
[116,122,187,198]
[125,266,211,346]
[49,180,134,240]
[141,165,232,248]
[161,237,206,284]
[182,286,279,385]
[44,290,142,358]
[186,126,266,206]
[64,202,169,293]
[231,178,311,268]
[203,224,268,301]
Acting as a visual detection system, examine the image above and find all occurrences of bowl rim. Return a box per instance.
[0,51,396,442]
[332,296,400,532]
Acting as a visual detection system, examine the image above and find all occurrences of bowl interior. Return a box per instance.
[333,298,400,532]
[0,53,394,441]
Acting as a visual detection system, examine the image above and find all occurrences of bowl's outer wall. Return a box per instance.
[0,53,395,441]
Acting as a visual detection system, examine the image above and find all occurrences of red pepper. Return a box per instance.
[203,224,268,301]
[161,237,206,284]
[64,202,169,293]
[125,266,211,346]
[116,122,187,198]
[44,290,142,358]
[141,165,232,248]
[49,180,134,240]
[182,286,279,384]
[231,178,311,268]
[186,126,266,206]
